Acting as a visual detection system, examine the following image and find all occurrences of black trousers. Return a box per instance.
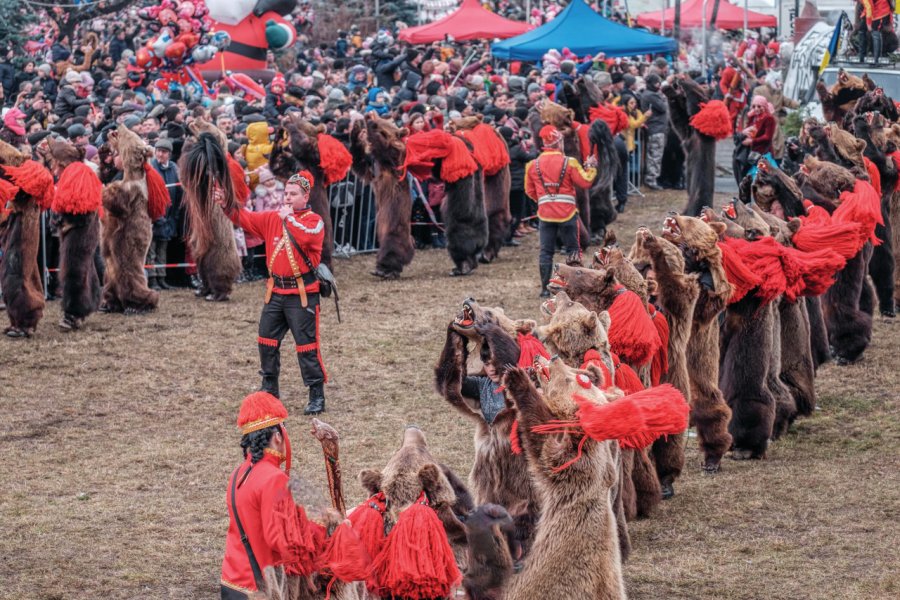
[257,292,326,398]
[614,135,628,206]
[538,215,580,266]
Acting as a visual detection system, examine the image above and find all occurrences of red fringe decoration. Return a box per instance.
[614,360,645,395]
[784,246,846,297]
[725,236,789,305]
[607,286,661,367]
[517,331,550,368]
[573,122,592,163]
[143,163,171,221]
[275,499,320,577]
[532,385,690,452]
[718,238,763,304]
[834,179,883,249]
[227,155,251,202]
[456,123,510,176]
[588,103,628,136]
[348,493,387,561]
[581,348,613,388]
[863,156,882,197]
[689,100,734,140]
[317,133,353,185]
[648,305,669,386]
[2,160,54,209]
[403,130,479,183]
[0,177,19,204]
[368,493,462,600]
[510,419,522,455]
[320,521,372,583]
[793,219,863,260]
[52,162,102,214]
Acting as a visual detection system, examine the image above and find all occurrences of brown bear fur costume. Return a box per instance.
[435,300,540,554]
[851,112,897,316]
[799,155,875,364]
[592,243,649,306]
[461,503,517,600]
[538,292,660,529]
[45,138,102,330]
[663,77,717,216]
[100,125,159,313]
[750,160,832,370]
[180,124,242,301]
[499,361,627,600]
[451,116,512,264]
[629,229,697,496]
[815,70,868,125]
[714,203,796,452]
[270,114,336,269]
[661,215,733,472]
[0,141,49,337]
[358,426,469,547]
[348,115,415,279]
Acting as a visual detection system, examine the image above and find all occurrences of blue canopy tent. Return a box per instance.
[491,0,677,61]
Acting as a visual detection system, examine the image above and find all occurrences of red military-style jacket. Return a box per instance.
[227,207,324,294]
[221,453,295,595]
[524,150,597,223]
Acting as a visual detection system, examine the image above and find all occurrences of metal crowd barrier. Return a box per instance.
[627,131,645,197]
[328,170,378,258]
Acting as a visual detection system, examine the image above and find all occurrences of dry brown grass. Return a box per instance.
[2,190,899,599]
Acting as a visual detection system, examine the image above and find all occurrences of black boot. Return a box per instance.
[539,263,552,298]
[304,383,326,415]
[258,344,281,398]
[148,276,161,291]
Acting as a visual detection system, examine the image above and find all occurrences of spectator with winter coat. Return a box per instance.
[54,70,93,123]
[147,138,181,290]
[640,74,669,190]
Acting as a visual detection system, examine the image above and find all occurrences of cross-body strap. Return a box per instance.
[534,153,568,199]
[230,464,266,592]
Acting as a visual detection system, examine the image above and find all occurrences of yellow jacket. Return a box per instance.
[244,122,273,173]
[624,111,648,153]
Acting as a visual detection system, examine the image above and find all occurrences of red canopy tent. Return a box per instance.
[398,0,532,44]
[636,0,777,30]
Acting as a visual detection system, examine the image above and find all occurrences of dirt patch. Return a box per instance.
[2,189,899,599]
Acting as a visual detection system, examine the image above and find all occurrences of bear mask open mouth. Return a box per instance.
[722,202,738,221]
[594,247,612,266]
[454,301,476,328]
[662,216,681,238]
[540,298,558,318]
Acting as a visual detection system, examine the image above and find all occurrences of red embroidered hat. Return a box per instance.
[287,170,314,192]
[237,391,288,435]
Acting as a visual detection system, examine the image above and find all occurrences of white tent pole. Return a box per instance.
[662,0,666,33]
[744,0,748,35]
[702,0,708,76]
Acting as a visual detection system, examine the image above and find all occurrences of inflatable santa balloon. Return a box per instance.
[201,0,297,81]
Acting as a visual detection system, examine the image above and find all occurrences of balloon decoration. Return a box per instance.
[134,0,229,97]
[199,0,298,82]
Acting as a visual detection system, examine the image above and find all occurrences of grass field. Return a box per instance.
[2,190,899,599]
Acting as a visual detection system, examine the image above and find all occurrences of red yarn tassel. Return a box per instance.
[275,499,321,577]
[573,122,592,162]
[2,160,54,209]
[613,358,645,395]
[348,493,387,560]
[718,238,762,303]
[321,521,372,582]
[403,130,479,183]
[368,493,462,600]
[648,306,669,386]
[0,177,19,204]
[689,100,734,140]
[442,135,480,183]
[227,155,251,203]
[793,220,864,260]
[52,162,102,214]
[891,151,900,192]
[457,124,510,176]
[834,179,883,248]
[863,157,882,196]
[143,163,171,220]
[574,384,690,449]
[510,419,522,455]
[783,246,846,298]
[517,332,550,368]
[317,133,353,185]
[588,103,628,135]
[607,286,661,367]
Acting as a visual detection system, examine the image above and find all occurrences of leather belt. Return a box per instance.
[272,272,316,289]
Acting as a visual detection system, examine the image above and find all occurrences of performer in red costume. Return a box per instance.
[203,0,297,81]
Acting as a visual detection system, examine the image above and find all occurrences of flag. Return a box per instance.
[818,13,846,75]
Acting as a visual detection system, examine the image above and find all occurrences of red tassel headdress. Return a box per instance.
[648,305,669,386]
[1,160,55,209]
[456,123,510,176]
[403,130,479,183]
[588,103,628,136]
[144,163,171,221]
[52,162,102,214]
[833,178,883,250]
[606,286,661,367]
[236,392,291,472]
[227,154,251,202]
[317,133,353,185]
[689,100,734,140]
